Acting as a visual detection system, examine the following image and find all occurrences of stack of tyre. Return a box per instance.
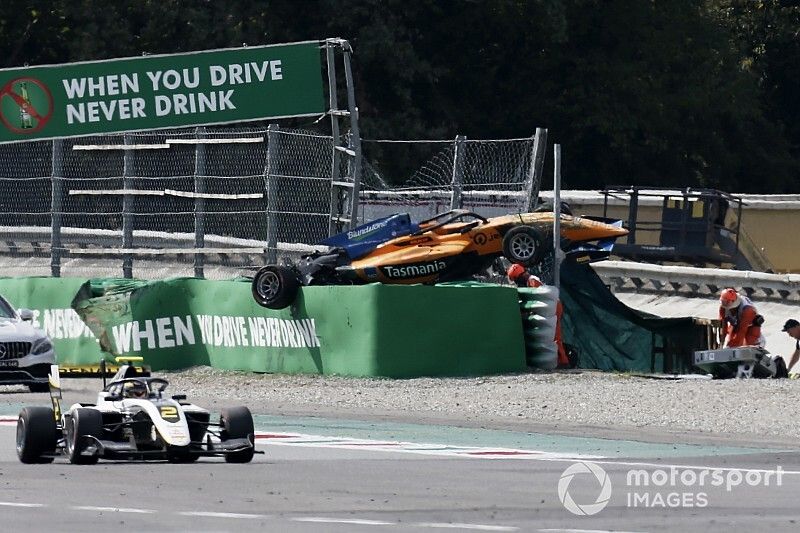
[517,286,559,370]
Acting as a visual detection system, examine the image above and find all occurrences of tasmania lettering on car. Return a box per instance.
[380,260,447,279]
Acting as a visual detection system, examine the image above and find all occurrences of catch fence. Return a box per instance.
[0,126,543,279]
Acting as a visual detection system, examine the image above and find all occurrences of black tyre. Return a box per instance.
[252,265,300,309]
[220,406,255,463]
[27,382,50,393]
[502,226,548,266]
[167,445,199,463]
[16,407,57,464]
[66,408,103,465]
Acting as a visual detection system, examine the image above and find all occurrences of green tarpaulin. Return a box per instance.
[559,261,701,373]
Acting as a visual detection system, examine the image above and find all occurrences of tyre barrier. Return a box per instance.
[520,298,558,318]
[517,286,559,370]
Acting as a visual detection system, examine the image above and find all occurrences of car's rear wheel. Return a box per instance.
[220,406,255,463]
[66,408,103,465]
[252,265,300,309]
[502,226,548,266]
[16,407,57,464]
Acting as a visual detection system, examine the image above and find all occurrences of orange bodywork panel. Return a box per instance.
[345,212,628,284]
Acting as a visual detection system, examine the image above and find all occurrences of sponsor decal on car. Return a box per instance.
[381,260,447,279]
[167,426,188,439]
[396,236,433,246]
[347,220,390,241]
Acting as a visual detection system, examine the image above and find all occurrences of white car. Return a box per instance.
[16,359,258,464]
[0,293,55,392]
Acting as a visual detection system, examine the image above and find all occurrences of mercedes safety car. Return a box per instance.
[0,293,54,392]
[16,358,259,464]
[252,208,627,309]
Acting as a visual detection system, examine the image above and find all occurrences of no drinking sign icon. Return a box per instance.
[0,77,54,134]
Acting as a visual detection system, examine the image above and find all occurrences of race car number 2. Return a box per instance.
[159,406,179,421]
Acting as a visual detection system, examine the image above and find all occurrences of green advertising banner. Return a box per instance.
[70,278,527,377]
[0,41,324,143]
[0,277,105,365]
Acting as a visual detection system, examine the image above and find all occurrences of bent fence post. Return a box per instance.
[525,127,547,212]
[450,135,466,210]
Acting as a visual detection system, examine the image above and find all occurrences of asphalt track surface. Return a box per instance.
[1,386,799,532]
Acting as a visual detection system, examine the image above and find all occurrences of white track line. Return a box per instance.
[259,432,603,461]
[539,530,648,533]
[291,517,394,525]
[416,523,518,531]
[177,511,270,519]
[72,506,155,514]
[0,502,45,508]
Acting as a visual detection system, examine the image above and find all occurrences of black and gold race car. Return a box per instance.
[16,359,259,464]
[251,209,627,309]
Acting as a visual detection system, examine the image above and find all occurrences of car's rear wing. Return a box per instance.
[102,356,146,388]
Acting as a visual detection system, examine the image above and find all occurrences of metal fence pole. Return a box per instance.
[627,187,638,244]
[265,124,278,264]
[525,127,548,212]
[342,43,362,228]
[50,139,64,277]
[553,144,563,289]
[326,43,342,236]
[122,134,134,278]
[193,126,207,278]
[450,135,466,210]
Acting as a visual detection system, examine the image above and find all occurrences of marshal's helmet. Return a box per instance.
[507,263,527,283]
[719,288,741,310]
[507,263,543,288]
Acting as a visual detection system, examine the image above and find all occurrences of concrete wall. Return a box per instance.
[362,190,798,272]
[555,192,799,273]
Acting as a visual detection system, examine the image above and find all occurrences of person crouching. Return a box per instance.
[718,287,765,348]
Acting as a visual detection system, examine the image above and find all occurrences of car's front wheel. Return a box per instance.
[220,406,255,463]
[252,265,300,309]
[16,407,57,464]
[66,408,103,465]
[502,226,548,266]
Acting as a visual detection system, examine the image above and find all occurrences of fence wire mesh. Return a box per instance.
[0,128,539,280]
[359,137,535,222]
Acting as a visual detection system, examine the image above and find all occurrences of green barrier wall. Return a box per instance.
[67,277,526,377]
[0,276,104,364]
